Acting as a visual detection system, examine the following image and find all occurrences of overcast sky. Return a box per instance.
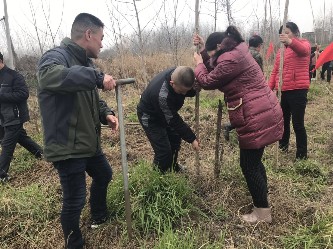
[0,0,331,54]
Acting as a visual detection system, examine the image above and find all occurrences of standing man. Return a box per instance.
[37,13,118,249]
[0,52,43,182]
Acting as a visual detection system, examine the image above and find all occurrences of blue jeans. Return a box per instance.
[54,154,113,249]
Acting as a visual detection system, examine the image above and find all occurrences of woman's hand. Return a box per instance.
[279,34,292,45]
[193,52,203,66]
[193,34,205,50]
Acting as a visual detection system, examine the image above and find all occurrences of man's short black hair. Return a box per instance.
[0,52,3,62]
[249,35,263,48]
[171,66,195,88]
[71,13,104,41]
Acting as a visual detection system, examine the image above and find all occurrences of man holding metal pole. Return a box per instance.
[37,13,118,249]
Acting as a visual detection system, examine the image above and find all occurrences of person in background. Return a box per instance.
[137,66,199,173]
[309,46,319,79]
[37,13,118,249]
[249,34,264,71]
[193,26,283,224]
[268,22,310,160]
[0,52,43,183]
[321,60,332,83]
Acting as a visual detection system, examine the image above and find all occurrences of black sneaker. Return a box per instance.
[90,216,108,229]
[0,175,11,184]
[173,163,187,173]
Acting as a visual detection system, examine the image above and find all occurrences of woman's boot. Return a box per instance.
[241,207,272,224]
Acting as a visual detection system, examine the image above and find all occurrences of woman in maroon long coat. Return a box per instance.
[193,26,284,224]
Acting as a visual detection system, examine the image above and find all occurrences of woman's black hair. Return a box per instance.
[205,32,225,51]
[279,22,300,37]
[205,26,244,52]
[206,26,244,66]
[249,35,263,48]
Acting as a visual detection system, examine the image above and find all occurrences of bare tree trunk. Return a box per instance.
[29,0,44,55]
[226,0,233,25]
[214,0,218,32]
[3,0,14,69]
[195,0,200,176]
[276,0,290,167]
[322,0,326,45]
[133,0,148,84]
[40,0,64,48]
[263,0,268,73]
[309,0,319,80]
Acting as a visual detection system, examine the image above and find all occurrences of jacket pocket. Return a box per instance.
[227,98,245,128]
[1,103,17,123]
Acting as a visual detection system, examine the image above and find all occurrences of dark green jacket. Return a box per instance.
[37,37,114,162]
[249,47,263,72]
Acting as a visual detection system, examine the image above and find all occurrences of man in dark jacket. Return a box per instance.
[37,13,118,249]
[0,52,43,183]
[137,66,199,173]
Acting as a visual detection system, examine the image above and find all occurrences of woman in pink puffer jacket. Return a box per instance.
[193,26,283,224]
[269,22,311,160]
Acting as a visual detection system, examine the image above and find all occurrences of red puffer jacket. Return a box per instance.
[268,38,311,91]
[195,42,284,149]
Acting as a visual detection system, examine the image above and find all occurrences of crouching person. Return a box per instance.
[137,66,199,173]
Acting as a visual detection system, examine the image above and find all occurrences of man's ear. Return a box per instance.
[85,29,92,40]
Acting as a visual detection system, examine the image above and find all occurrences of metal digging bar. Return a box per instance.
[115,78,135,240]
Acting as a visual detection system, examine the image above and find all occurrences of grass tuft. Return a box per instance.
[107,161,197,235]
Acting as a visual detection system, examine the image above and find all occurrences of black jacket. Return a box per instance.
[0,65,30,126]
[137,67,196,143]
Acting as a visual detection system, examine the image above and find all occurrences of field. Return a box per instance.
[0,59,332,248]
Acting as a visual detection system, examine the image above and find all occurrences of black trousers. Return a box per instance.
[138,112,181,173]
[309,65,316,79]
[0,123,42,178]
[240,147,268,208]
[54,155,113,249]
[280,89,308,159]
[321,63,332,82]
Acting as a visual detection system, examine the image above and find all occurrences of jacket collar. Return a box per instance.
[60,37,91,66]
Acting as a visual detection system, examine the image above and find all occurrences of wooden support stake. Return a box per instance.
[194,0,200,176]
[214,100,223,179]
[276,0,289,167]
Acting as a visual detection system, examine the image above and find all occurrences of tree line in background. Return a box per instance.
[1,0,333,80]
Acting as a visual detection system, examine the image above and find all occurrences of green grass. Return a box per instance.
[107,161,198,235]
[308,83,326,102]
[282,212,333,249]
[149,227,226,249]
[126,112,139,122]
[0,183,60,246]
